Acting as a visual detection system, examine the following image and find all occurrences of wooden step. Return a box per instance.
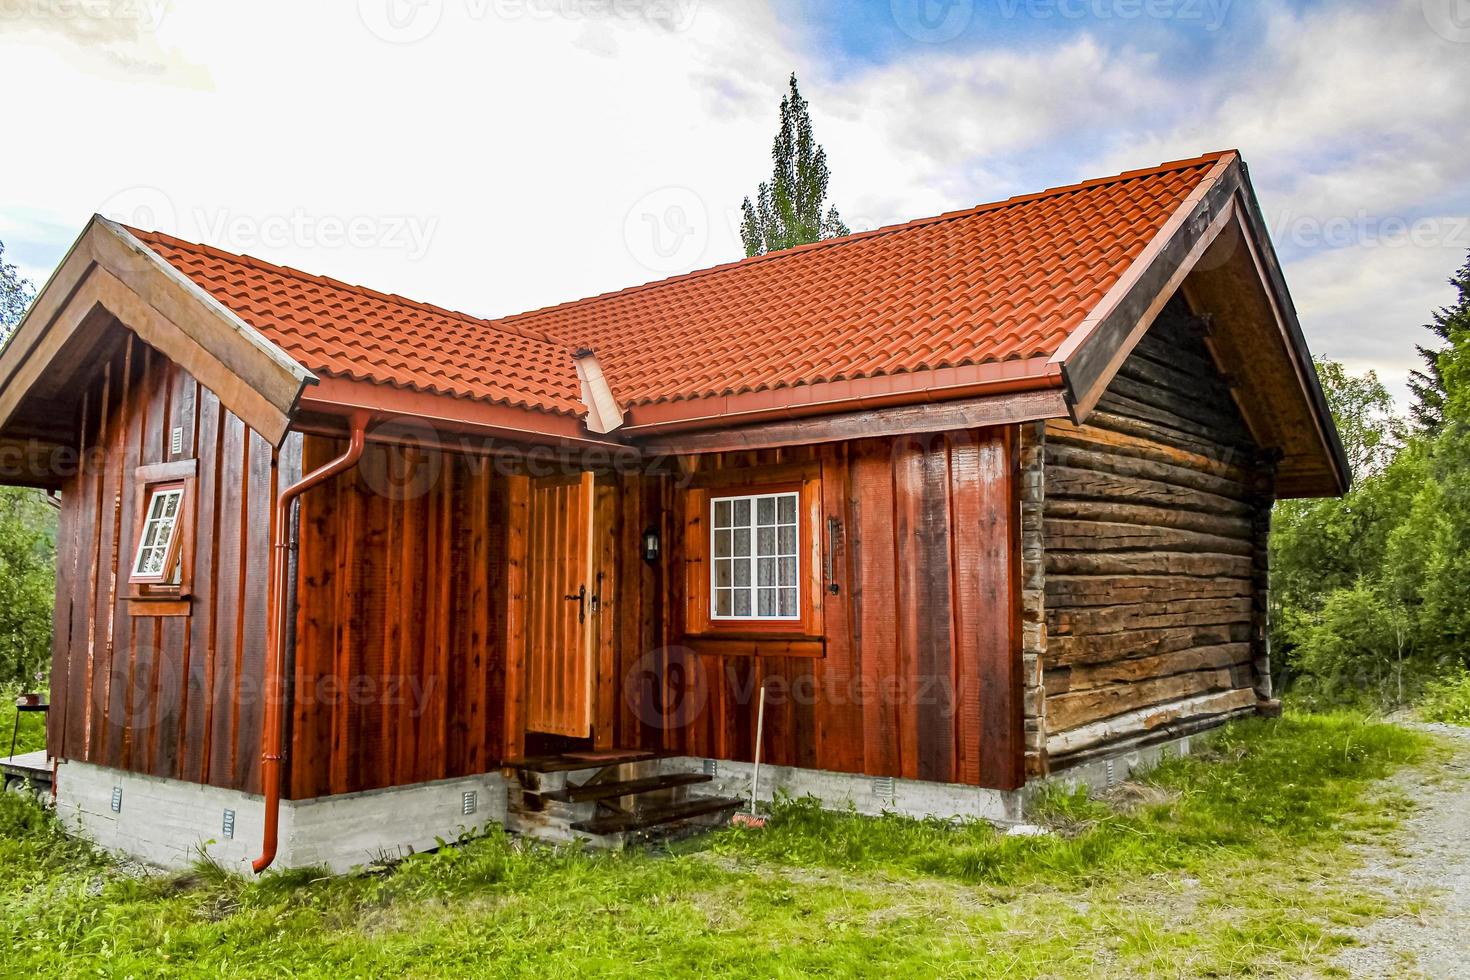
[501,750,659,774]
[572,795,744,836]
[542,772,711,804]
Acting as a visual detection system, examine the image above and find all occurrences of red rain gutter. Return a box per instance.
[253,410,370,874]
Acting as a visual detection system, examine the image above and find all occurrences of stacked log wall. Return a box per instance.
[1040,299,1270,769]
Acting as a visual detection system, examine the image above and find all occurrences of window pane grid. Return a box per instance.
[711,491,799,621]
[132,487,184,581]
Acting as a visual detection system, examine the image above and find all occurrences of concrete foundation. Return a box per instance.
[1044,730,1199,794]
[51,729,1204,873]
[662,756,1028,824]
[54,760,508,874]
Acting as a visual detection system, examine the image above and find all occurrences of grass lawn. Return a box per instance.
[0,713,1436,978]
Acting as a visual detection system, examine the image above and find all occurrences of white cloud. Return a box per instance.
[2,0,1464,407]
[1,0,805,317]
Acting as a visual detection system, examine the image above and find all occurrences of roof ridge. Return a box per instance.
[493,149,1237,326]
[124,226,575,351]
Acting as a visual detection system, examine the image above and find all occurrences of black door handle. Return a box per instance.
[564,585,586,623]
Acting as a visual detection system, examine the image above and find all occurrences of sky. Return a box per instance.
[1,0,1466,402]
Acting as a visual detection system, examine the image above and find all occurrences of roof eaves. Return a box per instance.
[1047,151,1242,419]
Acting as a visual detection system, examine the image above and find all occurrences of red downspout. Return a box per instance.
[253,411,369,873]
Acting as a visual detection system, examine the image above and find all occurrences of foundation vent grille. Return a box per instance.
[462,791,478,816]
[873,775,896,799]
[702,759,718,776]
[110,787,122,813]
[222,809,235,839]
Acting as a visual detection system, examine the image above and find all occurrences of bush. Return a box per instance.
[1420,669,1470,725]
[0,487,56,688]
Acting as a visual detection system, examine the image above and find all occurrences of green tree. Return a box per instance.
[1271,360,1405,622]
[0,490,58,687]
[1407,249,1470,433]
[739,73,850,257]
[1289,581,1411,706]
[1387,304,1470,668]
[0,240,35,343]
[0,239,54,689]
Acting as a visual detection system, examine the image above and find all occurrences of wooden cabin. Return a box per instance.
[0,151,1347,871]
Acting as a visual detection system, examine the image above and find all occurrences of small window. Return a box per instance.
[710,491,800,621]
[130,483,186,584]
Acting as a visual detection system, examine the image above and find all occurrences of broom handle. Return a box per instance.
[750,682,766,813]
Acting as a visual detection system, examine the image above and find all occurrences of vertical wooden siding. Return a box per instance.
[48,332,292,795]
[289,437,506,800]
[646,429,1023,791]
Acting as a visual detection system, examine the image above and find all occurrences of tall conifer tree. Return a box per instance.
[740,74,849,257]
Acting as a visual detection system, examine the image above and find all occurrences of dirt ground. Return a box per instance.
[1334,723,1470,978]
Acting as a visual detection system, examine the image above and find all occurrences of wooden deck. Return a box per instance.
[1,750,52,794]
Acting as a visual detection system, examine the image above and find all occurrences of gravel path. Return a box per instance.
[1335,723,1470,979]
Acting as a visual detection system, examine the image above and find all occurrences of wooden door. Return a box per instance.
[524,471,596,737]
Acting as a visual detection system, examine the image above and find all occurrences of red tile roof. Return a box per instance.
[129,230,587,417]
[128,151,1232,422]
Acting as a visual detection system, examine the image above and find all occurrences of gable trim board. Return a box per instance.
[0,217,314,451]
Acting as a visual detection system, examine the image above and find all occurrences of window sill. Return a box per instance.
[683,634,824,658]
[125,595,192,618]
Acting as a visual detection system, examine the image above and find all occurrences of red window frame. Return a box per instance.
[130,481,187,585]
[126,459,198,604]
[681,466,827,653]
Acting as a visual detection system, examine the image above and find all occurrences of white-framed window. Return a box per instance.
[131,483,186,584]
[710,491,800,620]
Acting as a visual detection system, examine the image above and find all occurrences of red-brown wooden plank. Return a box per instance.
[947,431,985,786]
[208,412,245,787]
[851,439,900,778]
[976,428,1023,790]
